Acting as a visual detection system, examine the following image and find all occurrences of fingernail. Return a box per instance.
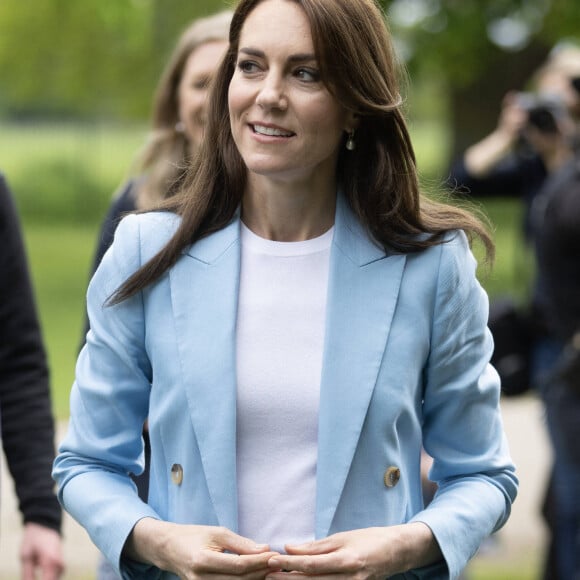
[269,558,281,566]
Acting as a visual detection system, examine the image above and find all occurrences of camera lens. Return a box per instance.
[528,106,559,134]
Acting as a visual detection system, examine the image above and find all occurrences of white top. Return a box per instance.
[235,222,333,553]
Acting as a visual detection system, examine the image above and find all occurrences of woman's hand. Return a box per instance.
[124,518,279,579]
[266,523,442,580]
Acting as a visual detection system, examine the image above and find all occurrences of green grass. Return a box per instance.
[4,120,533,420]
[475,198,535,303]
[1,121,146,223]
[1,121,146,418]
[467,553,541,580]
[23,223,99,419]
[1,121,146,186]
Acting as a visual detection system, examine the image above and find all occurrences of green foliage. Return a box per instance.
[14,159,106,224]
[381,0,580,88]
[0,0,230,119]
[1,0,578,121]
[542,0,580,38]
[24,223,99,419]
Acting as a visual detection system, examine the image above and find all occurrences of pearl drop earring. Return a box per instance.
[346,130,356,151]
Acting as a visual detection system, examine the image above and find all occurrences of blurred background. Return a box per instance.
[1,0,579,578]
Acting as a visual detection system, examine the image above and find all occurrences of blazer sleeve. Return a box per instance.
[53,214,162,578]
[409,232,518,578]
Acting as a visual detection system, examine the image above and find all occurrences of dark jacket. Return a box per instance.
[0,173,61,532]
[90,179,138,281]
[534,158,580,340]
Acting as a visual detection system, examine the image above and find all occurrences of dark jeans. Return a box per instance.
[534,337,580,580]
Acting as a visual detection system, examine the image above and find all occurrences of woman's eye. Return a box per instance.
[295,68,320,82]
[238,60,260,74]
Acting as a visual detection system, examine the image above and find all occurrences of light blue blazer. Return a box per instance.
[53,194,517,580]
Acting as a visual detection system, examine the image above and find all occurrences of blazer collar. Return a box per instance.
[182,194,389,267]
[332,191,391,266]
[184,208,241,264]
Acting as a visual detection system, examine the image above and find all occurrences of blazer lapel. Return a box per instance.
[315,195,406,538]
[170,216,241,532]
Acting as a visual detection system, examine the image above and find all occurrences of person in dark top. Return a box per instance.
[447,44,580,385]
[448,43,580,241]
[533,156,580,580]
[0,172,64,578]
[535,159,580,339]
[448,43,580,580]
[447,47,579,380]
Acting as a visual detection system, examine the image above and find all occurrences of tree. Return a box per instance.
[381,0,580,157]
[0,0,227,119]
[1,0,579,152]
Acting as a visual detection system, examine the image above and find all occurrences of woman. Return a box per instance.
[54,1,518,578]
[87,11,231,580]
[90,10,232,270]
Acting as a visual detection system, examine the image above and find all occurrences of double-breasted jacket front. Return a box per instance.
[54,194,517,579]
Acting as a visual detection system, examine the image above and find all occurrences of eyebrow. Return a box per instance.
[238,47,316,64]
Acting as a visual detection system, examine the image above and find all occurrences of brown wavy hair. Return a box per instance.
[110,0,493,304]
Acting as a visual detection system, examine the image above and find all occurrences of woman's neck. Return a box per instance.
[241,176,337,242]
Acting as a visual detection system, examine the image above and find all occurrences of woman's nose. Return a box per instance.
[256,73,287,110]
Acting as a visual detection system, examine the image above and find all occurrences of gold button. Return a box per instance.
[171,463,183,485]
[384,466,400,488]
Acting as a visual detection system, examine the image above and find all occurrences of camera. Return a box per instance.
[517,92,565,134]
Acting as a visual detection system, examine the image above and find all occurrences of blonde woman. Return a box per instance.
[90,10,232,271]
[86,10,231,580]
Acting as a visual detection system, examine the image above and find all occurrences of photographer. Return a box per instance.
[448,49,580,244]
[447,42,580,580]
[533,154,580,580]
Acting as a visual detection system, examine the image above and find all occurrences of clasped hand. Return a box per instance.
[267,525,431,580]
[128,520,437,579]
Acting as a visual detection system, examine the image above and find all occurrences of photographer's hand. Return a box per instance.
[464,91,527,176]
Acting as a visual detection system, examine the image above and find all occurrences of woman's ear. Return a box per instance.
[345,112,360,133]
